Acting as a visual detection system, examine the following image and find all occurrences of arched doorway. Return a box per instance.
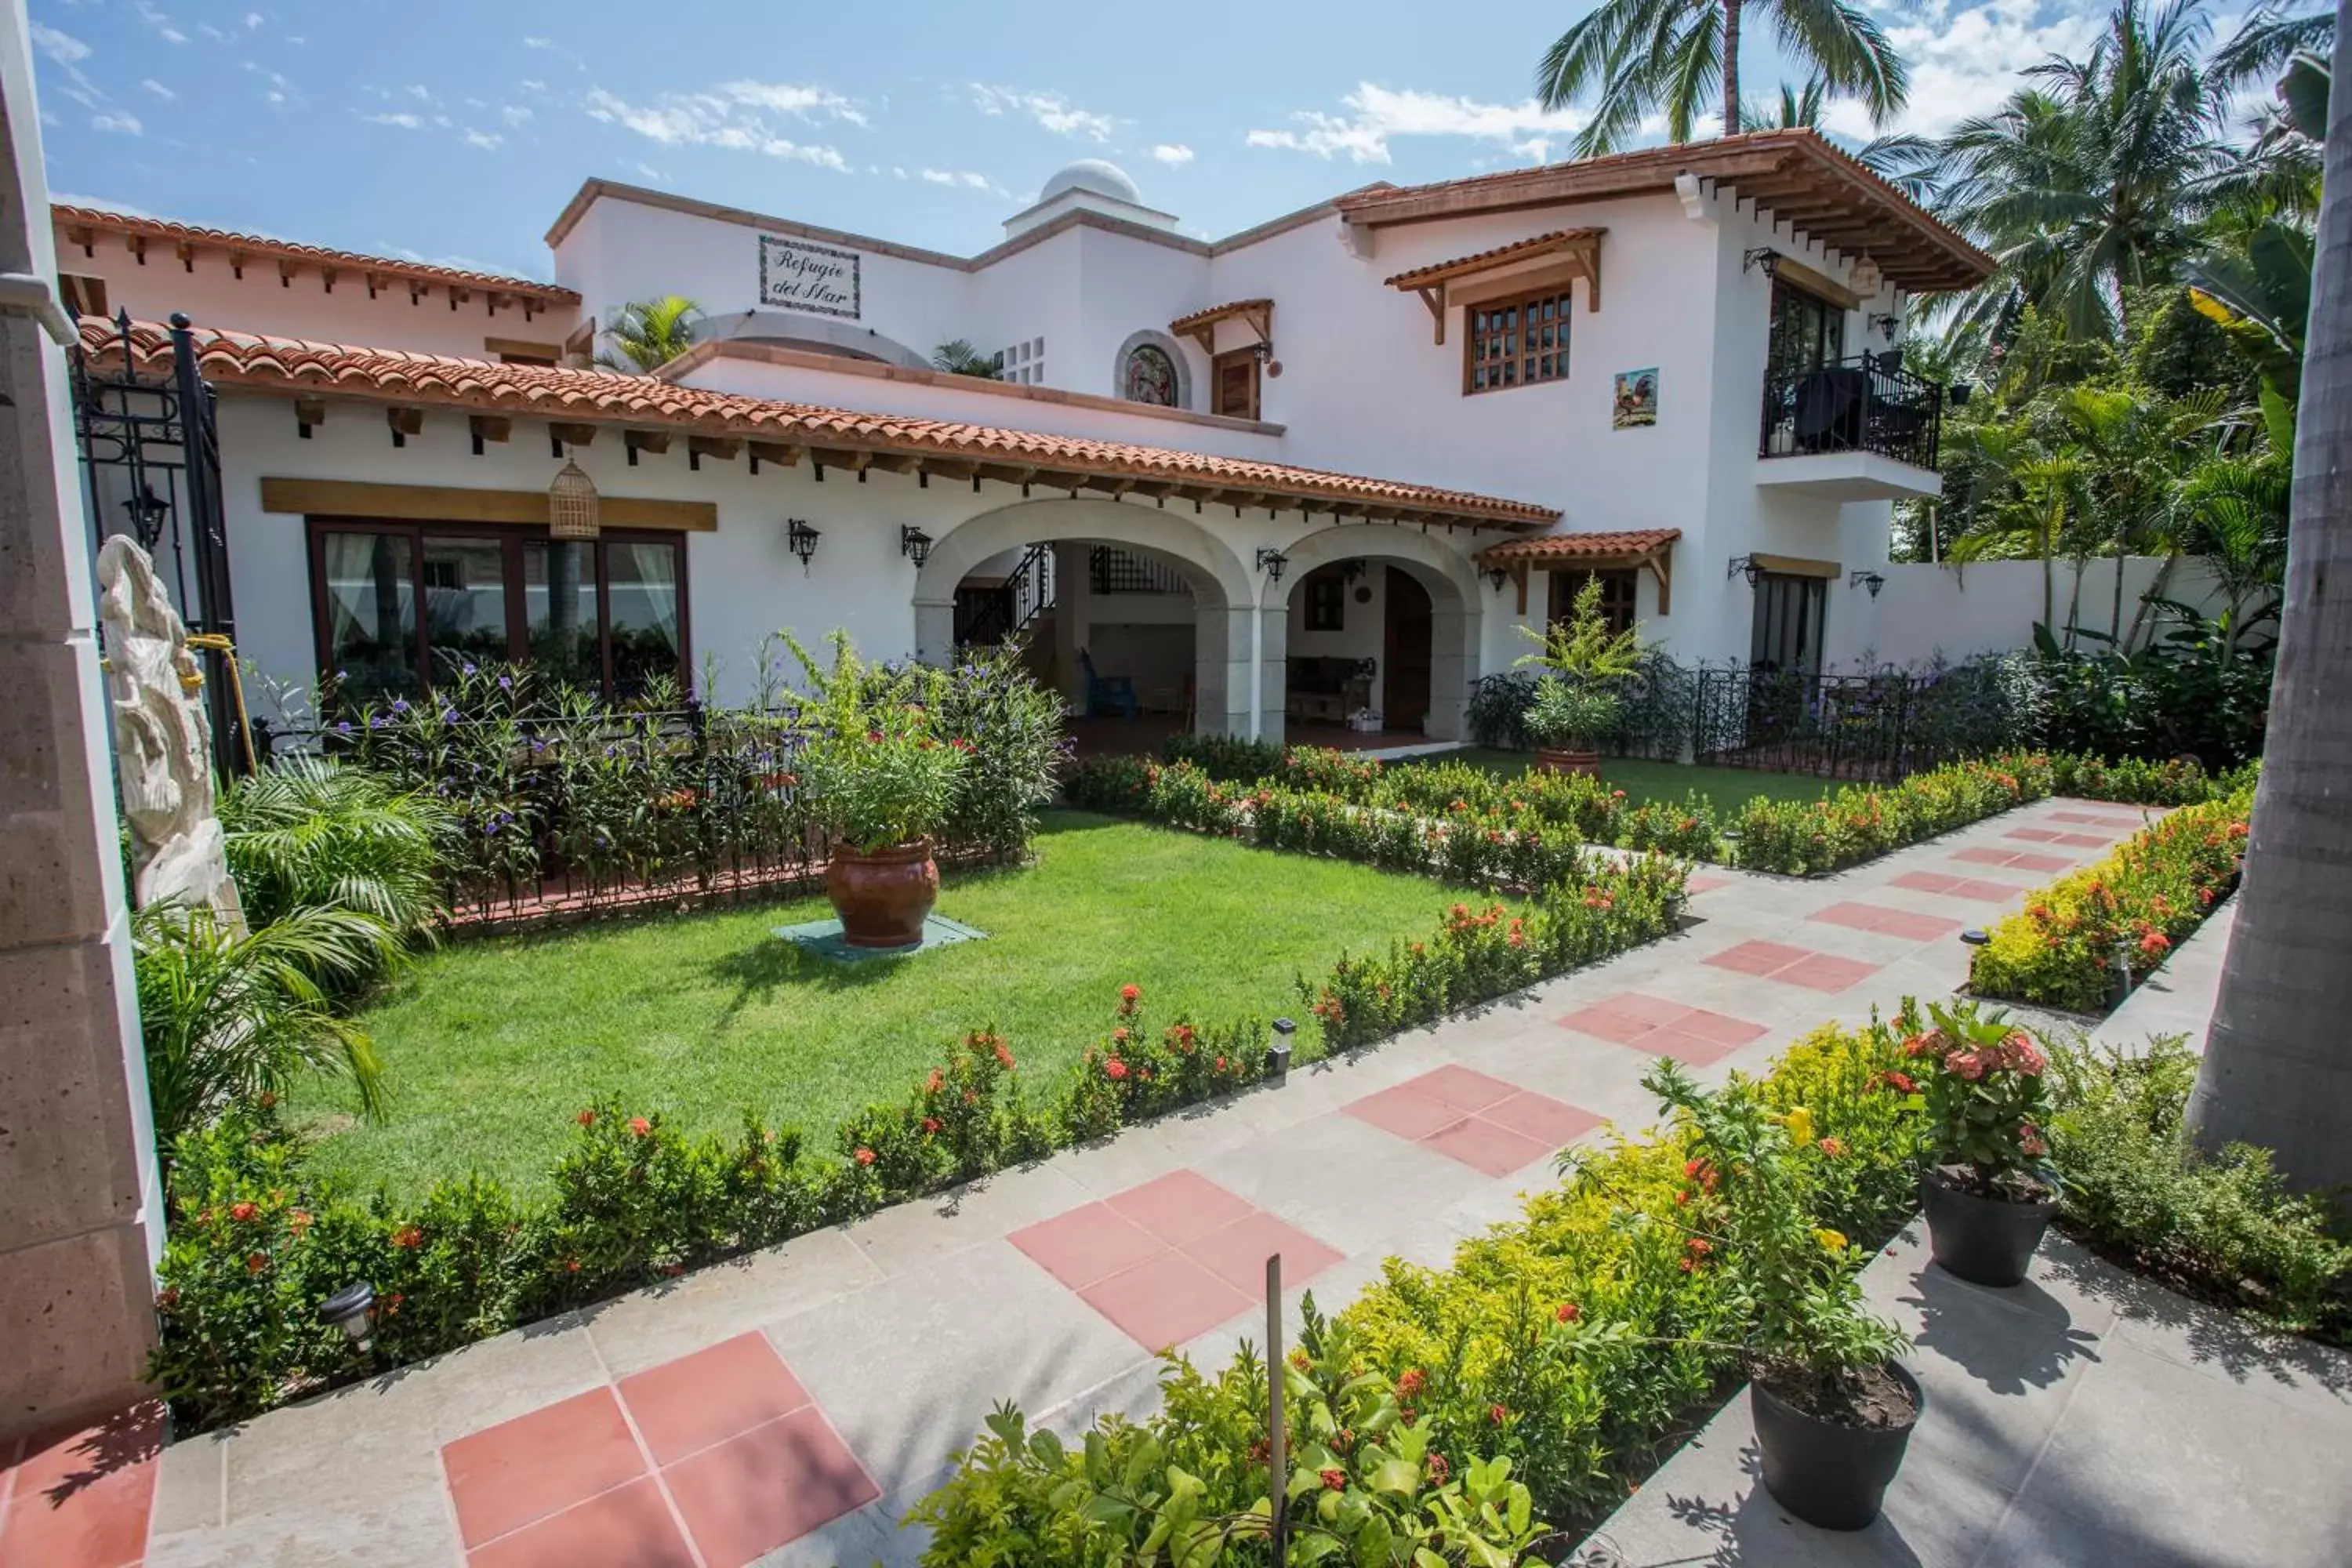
[914,498,1256,739]
[1260,526,1482,747]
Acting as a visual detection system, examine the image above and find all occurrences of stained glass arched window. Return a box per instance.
[1121,343,1180,406]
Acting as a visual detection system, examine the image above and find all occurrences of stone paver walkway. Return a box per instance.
[4,795,2194,1568]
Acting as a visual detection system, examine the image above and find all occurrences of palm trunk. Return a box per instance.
[1721,0,1743,136]
[2187,0,2352,1196]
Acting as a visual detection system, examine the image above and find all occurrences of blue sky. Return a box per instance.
[27,0,2119,281]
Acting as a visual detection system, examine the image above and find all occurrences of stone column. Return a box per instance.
[1191,604,1253,737]
[1254,603,1288,747]
[0,11,163,1435]
[1425,604,1480,742]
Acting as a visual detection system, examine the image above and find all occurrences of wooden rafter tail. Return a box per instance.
[1645,546,1671,616]
[1417,286,1445,344]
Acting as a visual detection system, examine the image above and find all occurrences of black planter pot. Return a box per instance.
[1921,1167,2056,1287]
[1751,1363,1923,1531]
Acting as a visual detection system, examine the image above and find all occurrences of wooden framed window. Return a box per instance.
[1548,566,1637,635]
[1212,347,1261,419]
[1304,571,1346,631]
[306,517,690,703]
[1465,290,1570,394]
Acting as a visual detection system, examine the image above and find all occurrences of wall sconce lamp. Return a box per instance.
[121,485,171,549]
[1869,312,1902,342]
[899,525,933,568]
[1255,547,1289,583]
[786,518,821,574]
[1485,565,1512,593]
[1849,569,1886,597]
[1742,248,1781,277]
[1727,554,1765,587]
[318,1281,377,1354]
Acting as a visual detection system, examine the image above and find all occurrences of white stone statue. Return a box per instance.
[96,536,246,934]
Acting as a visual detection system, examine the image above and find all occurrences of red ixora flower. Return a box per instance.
[246,1252,269,1274]
[390,1225,423,1250]
[854,1146,877,1166]
[1105,1057,1130,1080]
[1488,1403,1509,1426]
[576,1109,596,1127]
[228,1201,258,1223]
[1397,1368,1428,1397]
[1818,1137,1846,1157]
[1112,1027,1130,1044]
[1556,1301,1581,1323]
[1425,1452,1449,1483]
[1319,1468,1348,1492]
[926,1069,945,1095]
[628,1116,652,1137]
[921,1116,942,1135]
[1120,983,1141,1003]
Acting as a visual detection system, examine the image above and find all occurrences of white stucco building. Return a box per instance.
[55,131,1991,742]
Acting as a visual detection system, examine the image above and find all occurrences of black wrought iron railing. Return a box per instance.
[1690,664,2009,780]
[1759,351,1942,471]
[1088,543,1187,595]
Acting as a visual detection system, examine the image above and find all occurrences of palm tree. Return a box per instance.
[597,296,702,372]
[2185,0,2352,1196]
[931,339,1003,379]
[1534,0,1907,156]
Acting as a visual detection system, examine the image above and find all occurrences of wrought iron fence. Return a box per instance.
[1088,543,1187,595]
[1692,666,1996,780]
[1759,351,1942,471]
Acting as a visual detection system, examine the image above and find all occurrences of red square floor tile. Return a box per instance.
[1806,901,1895,933]
[1078,1250,1253,1351]
[1007,1202,1163,1290]
[1869,908,1964,941]
[468,1476,695,1568]
[1182,1211,1345,1298]
[1419,1116,1555,1178]
[1553,1004,1658,1045]
[1606,992,1707,1025]
[1953,847,2023,867]
[662,1407,880,1568]
[1409,1063,1523,1114]
[1106,1170,1256,1248]
[1478,1091,1602,1148]
[619,1332,811,1467]
[0,1403,162,1568]
[444,1388,647,1549]
[1892,871,1963,895]
[1704,939,1812,976]
[2007,851,2073,873]
[1686,873,1731,894]
[2052,831,2111,848]
[1671,1007,1772,1048]
[1632,1027,1744,1067]
[1948,877,2030,902]
[2005,828,2063,844]
[1345,1082,1471,1142]
[1772,953,1882,993]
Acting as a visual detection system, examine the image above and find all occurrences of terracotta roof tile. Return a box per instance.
[53,205,578,303]
[1383,229,1605,290]
[82,317,1556,528]
[1475,528,1679,564]
[1168,298,1274,334]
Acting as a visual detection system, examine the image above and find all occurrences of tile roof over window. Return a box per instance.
[82,317,1558,528]
[1338,132,1992,294]
[53,205,579,306]
[1475,528,1679,564]
[1382,230,1606,291]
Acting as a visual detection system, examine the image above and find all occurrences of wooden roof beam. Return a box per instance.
[468,415,512,456]
[687,434,741,471]
[747,440,803,474]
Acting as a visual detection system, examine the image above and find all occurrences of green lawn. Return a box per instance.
[1401,750,1837,811]
[296,811,1494,1198]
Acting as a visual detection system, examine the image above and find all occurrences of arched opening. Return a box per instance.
[1260,527,1482,749]
[915,499,1254,753]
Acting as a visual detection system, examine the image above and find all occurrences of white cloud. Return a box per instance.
[634,162,666,181]
[722,80,868,128]
[919,167,1006,194]
[1823,0,2104,140]
[134,2,188,44]
[140,78,176,99]
[198,22,235,43]
[463,128,503,151]
[406,83,435,103]
[1147,143,1195,166]
[968,84,1116,141]
[521,78,547,94]
[92,111,143,134]
[30,22,92,65]
[245,11,264,27]
[523,36,554,49]
[365,111,426,129]
[50,191,164,219]
[1247,82,1587,164]
[500,103,533,125]
[583,85,855,169]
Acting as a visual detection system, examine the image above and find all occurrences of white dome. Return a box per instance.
[1039,158,1142,207]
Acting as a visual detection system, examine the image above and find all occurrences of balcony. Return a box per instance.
[1756,352,1944,501]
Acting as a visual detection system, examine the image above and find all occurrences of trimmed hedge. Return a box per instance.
[148,853,1683,1432]
[1968,787,2253,1012]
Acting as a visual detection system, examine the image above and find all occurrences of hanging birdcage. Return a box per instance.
[547,457,600,540]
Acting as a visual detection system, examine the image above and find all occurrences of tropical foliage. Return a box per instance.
[931,338,1004,378]
[595,295,702,372]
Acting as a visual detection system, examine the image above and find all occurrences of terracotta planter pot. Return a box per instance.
[1536,746,1601,778]
[1921,1167,2057,1287]
[1751,1362,1923,1531]
[825,839,938,949]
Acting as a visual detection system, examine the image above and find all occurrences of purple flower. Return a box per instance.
[391,699,410,713]
[334,720,353,735]
[498,675,513,691]
[461,661,478,677]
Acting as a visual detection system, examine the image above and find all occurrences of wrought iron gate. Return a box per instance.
[68,310,244,775]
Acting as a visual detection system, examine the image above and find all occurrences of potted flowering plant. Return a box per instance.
[1513,573,1644,777]
[1900,999,2056,1287]
[789,633,967,948]
[1634,1060,1918,1530]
